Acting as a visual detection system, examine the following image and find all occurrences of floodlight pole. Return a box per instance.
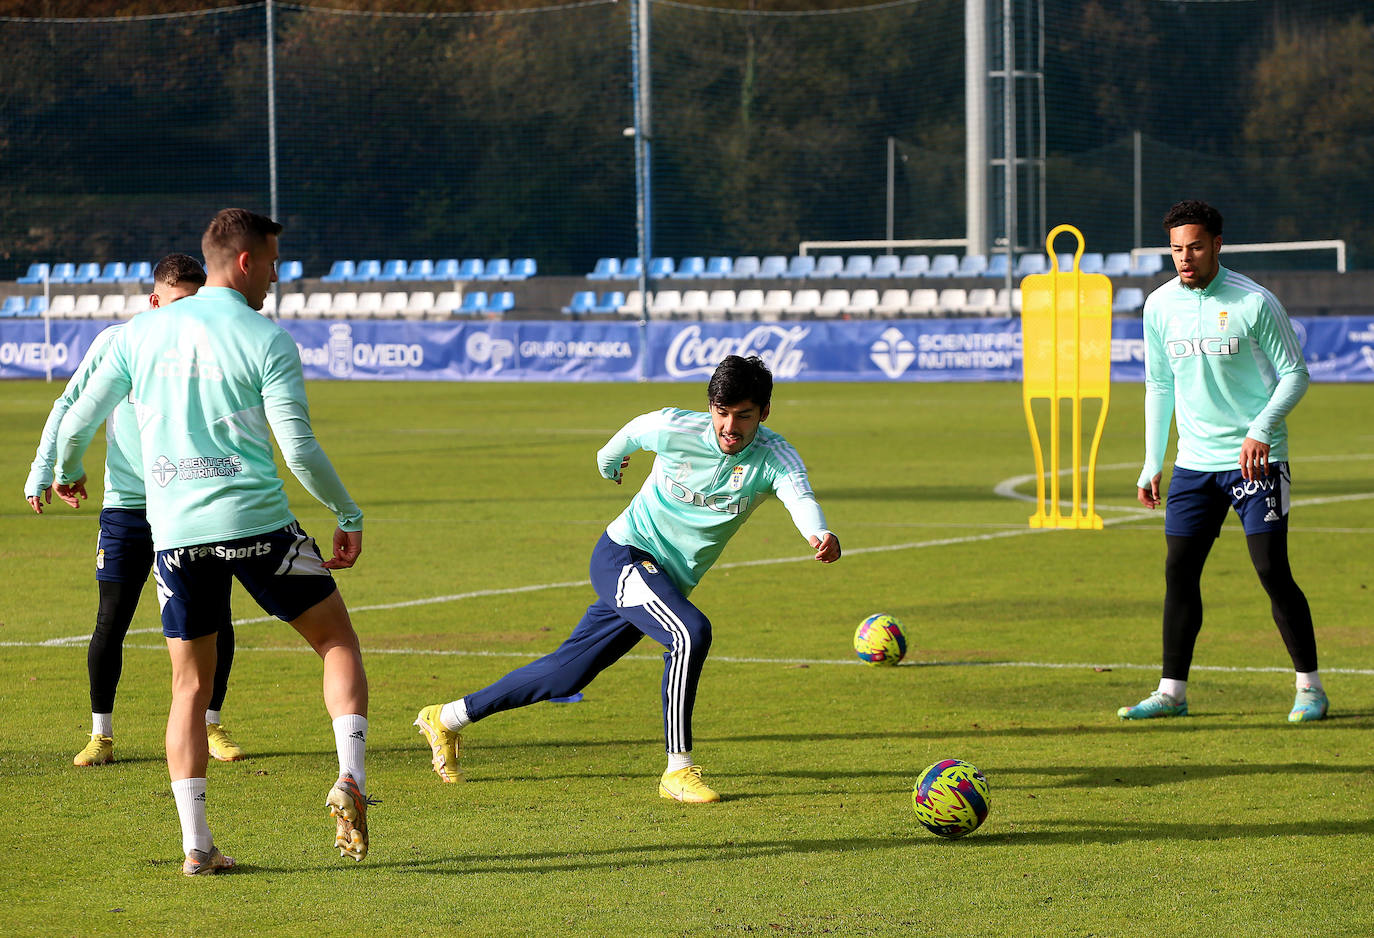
[631,0,652,327]
[266,0,281,312]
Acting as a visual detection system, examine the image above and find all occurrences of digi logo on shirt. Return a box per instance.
[1167,336,1240,359]
[663,477,751,515]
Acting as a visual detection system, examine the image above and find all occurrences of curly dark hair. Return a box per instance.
[708,355,773,410]
[1162,200,1223,237]
[151,253,206,289]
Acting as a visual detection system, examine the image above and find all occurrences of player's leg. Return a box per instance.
[1119,469,1226,719]
[77,509,153,766]
[205,623,244,761]
[1232,463,1327,722]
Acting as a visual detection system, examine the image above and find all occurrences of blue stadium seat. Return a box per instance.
[17,263,49,284]
[670,256,705,280]
[592,291,624,315]
[810,256,843,279]
[703,256,732,279]
[870,255,900,278]
[1131,253,1165,275]
[458,258,484,280]
[322,260,354,283]
[983,253,1009,278]
[899,255,930,278]
[94,262,126,284]
[1079,252,1105,274]
[509,258,537,280]
[731,256,761,279]
[1102,252,1132,277]
[957,254,987,277]
[455,291,486,316]
[377,259,408,282]
[486,291,515,315]
[24,295,47,315]
[620,257,644,279]
[278,260,304,283]
[563,290,596,316]
[842,255,873,278]
[353,259,382,282]
[587,257,620,280]
[757,256,788,279]
[785,255,816,279]
[1014,254,1049,277]
[1,296,24,317]
[479,258,511,281]
[406,259,435,280]
[71,262,100,284]
[119,261,153,284]
[48,262,77,283]
[1112,287,1145,314]
[648,256,675,279]
[927,254,959,278]
[431,258,460,280]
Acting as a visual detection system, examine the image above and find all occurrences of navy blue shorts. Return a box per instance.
[1164,463,1292,538]
[153,521,336,640]
[96,508,154,584]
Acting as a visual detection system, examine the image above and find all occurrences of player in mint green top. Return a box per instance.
[25,255,246,768]
[1121,200,1326,725]
[55,209,374,874]
[415,355,841,804]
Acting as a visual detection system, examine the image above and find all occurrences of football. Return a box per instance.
[852,613,906,665]
[912,759,990,839]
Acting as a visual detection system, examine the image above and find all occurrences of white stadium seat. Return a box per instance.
[302,292,335,319]
[759,290,792,321]
[704,290,735,321]
[844,288,880,318]
[873,288,909,318]
[730,289,764,319]
[785,288,821,317]
[936,288,968,316]
[904,288,940,316]
[678,289,710,319]
[815,289,849,319]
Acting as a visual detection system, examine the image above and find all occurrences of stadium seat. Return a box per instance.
[678,289,710,318]
[965,288,998,316]
[22,295,47,316]
[1055,254,1075,273]
[591,291,624,316]
[479,258,511,281]
[258,293,277,317]
[509,258,536,280]
[649,289,683,319]
[587,257,620,280]
[904,288,940,316]
[431,258,460,280]
[844,288,880,317]
[620,257,644,280]
[302,292,335,318]
[69,263,99,285]
[936,288,968,316]
[376,259,408,282]
[458,258,484,280]
[72,294,101,318]
[1014,254,1049,277]
[899,255,930,278]
[927,254,959,278]
[618,290,647,317]
[785,255,816,279]
[322,260,354,283]
[47,294,77,318]
[406,259,435,281]
[1102,252,1132,277]
[730,256,761,279]
[730,289,764,319]
[381,291,409,318]
[94,262,126,284]
[670,257,706,280]
[432,291,464,316]
[785,288,820,317]
[810,255,843,279]
[353,259,382,282]
[402,291,435,319]
[486,291,515,316]
[1113,287,1145,314]
[957,254,988,277]
[1,295,25,316]
[17,263,49,284]
[278,260,303,283]
[1131,253,1165,275]
[124,293,151,316]
[98,294,127,317]
[455,291,487,316]
[703,256,733,279]
[704,290,735,321]
[648,257,675,279]
[563,290,597,317]
[756,255,788,279]
[983,253,1010,279]
[873,288,909,318]
[841,255,873,279]
[759,289,792,321]
[277,293,306,318]
[341,292,371,317]
[870,255,900,278]
[1079,252,1105,274]
[815,289,850,319]
[49,263,77,283]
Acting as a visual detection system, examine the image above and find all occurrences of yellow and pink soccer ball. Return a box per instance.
[912,759,990,839]
[853,613,906,666]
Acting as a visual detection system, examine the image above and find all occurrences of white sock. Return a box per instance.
[92,713,112,737]
[666,751,693,773]
[440,699,470,732]
[1297,671,1323,691]
[204,709,222,726]
[1157,678,1187,701]
[332,714,368,795]
[171,777,213,854]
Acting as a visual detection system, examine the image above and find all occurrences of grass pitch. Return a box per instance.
[1,379,1371,937]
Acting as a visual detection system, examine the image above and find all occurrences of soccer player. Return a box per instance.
[1121,199,1326,723]
[54,208,373,874]
[25,255,248,768]
[415,354,841,803]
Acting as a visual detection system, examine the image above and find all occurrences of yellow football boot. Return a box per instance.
[658,765,720,803]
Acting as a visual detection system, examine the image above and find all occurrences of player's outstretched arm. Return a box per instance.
[809,532,841,563]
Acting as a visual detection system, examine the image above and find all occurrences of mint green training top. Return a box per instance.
[1138,266,1309,488]
[598,408,831,596]
[56,286,362,550]
[26,324,145,509]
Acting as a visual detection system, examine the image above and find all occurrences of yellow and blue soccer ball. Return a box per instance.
[853,613,906,665]
[912,759,990,839]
